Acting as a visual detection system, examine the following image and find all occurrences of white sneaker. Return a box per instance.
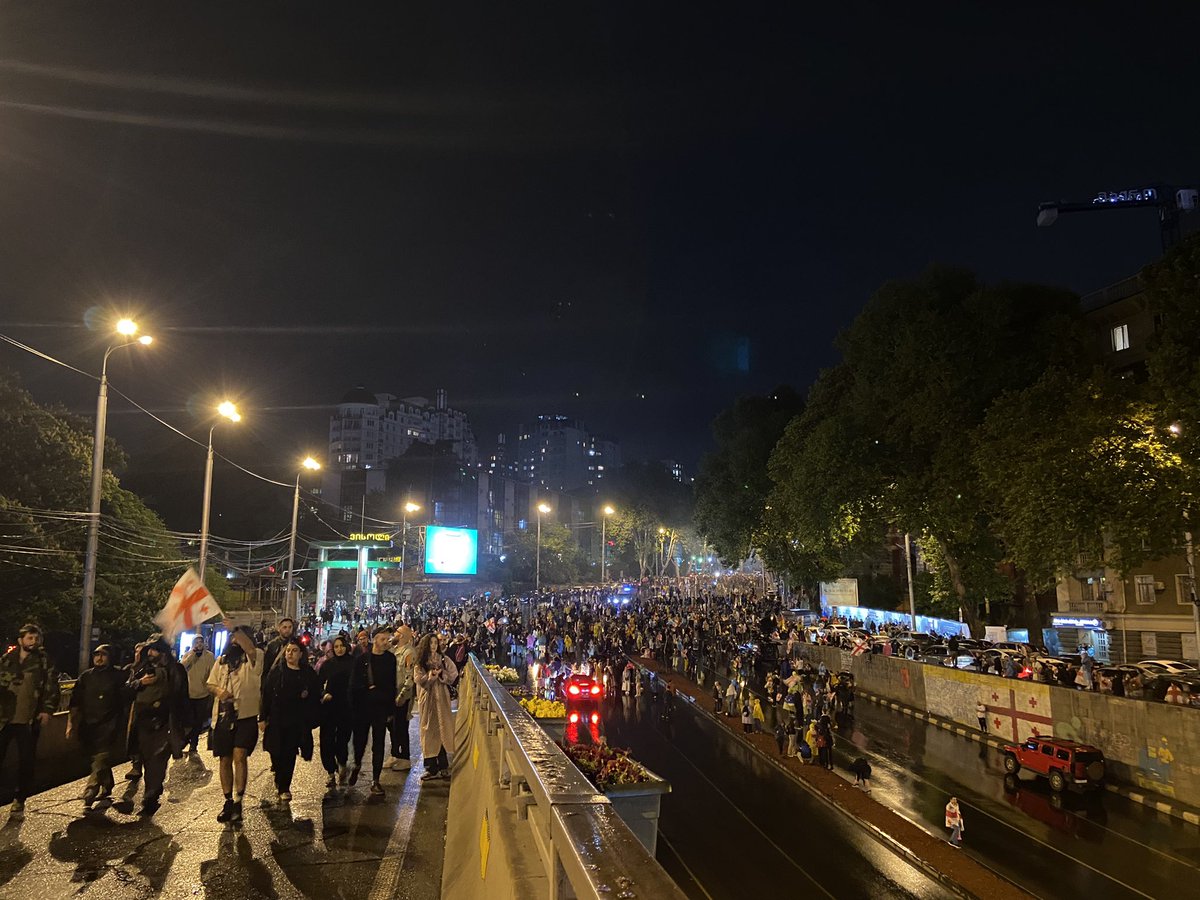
[391,758,411,771]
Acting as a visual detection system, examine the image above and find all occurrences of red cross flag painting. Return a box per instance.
[154,568,223,640]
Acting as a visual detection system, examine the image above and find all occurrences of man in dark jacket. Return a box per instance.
[127,636,186,816]
[0,624,60,818]
[349,628,397,795]
[261,618,297,680]
[67,644,126,809]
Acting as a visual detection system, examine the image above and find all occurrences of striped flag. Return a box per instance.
[154,568,223,640]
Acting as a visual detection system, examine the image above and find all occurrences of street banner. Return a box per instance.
[154,567,223,640]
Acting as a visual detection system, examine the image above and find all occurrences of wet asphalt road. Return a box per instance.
[591,693,958,900]
[834,699,1200,900]
[0,715,444,900]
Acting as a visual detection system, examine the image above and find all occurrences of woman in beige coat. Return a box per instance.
[414,633,458,781]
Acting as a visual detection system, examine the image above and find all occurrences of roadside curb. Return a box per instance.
[855,687,1200,828]
[631,661,992,900]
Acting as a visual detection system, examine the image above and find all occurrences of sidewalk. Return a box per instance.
[635,658,1033,900]
[0,717,446,900]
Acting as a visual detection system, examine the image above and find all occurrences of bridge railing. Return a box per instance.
[453,655,688,900]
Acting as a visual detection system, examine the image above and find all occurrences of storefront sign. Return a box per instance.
[349,532,392,542]
[1051,615,1104,630]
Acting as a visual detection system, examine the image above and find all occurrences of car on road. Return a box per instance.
[922,644,978,669]
[560,673,604,724]
[1002,736,1106,792]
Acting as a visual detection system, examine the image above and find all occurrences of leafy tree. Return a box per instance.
[492,522,586,587]
[694,387,804,565]
[0,373,188,664]
[604,462,694,578]
[1143,232,1200,522]
[977,368,1188,593]
[765,267,1084,636]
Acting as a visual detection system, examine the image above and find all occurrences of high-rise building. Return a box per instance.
[515,415,620,492]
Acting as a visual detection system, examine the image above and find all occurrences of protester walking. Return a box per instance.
[0,624,59,819]
[260,642,319,801]
[127,635,184,816]
[319,635,354,787]
[207,624,262,824]
[350,627,398,795]
[181,636,216,755]
[390,624,416,771]
[67,644,125,809]
[975,700,987,733]
[945,797,964,847]
[414,632,458,781]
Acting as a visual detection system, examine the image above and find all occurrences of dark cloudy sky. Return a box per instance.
[1,2,1198,529]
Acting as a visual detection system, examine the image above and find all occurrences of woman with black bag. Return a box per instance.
[259,642,319,802]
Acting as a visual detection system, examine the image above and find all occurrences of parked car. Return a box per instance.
[923,644,977,669]
[992,641,1047,656]
[1095,664,1141,695]
[1002,736,1106,792]
[974,647,1026,675]
[1133,659,1199,678]
[1144,673,1200,708]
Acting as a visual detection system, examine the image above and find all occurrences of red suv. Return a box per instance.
[1002,736,1106,792]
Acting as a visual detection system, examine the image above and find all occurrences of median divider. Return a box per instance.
[441,655,688,900]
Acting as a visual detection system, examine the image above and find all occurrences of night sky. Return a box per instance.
[1,3,1198,531]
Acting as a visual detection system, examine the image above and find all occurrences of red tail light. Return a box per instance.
[569,712,580,723]
[590,685,601,695]
[590,712,600,724]
[568,684,581,696]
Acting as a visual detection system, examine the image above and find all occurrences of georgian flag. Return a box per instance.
[154,568,223,640]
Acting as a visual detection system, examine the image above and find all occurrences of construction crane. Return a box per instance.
[1037,184,1198,250]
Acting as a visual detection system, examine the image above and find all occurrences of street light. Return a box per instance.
[399,501,421,601]
[197,401,241,585]
[657,527,667,580]
[601,504,615,584]
[79,319,153,672]
[284,456,321,619]
[536,502,552,594]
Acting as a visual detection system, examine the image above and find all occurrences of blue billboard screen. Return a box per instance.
[424,526,479,576]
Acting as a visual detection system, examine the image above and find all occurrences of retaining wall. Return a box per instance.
[797,645,1200,805]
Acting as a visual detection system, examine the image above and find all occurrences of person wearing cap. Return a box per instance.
[1,624,60,818]
[207,623,262,824]
[67,644,125,809]
[127,635,181,816]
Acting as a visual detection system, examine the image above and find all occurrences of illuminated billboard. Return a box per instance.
[424,526,478,576]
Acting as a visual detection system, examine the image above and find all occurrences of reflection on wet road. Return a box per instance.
[590,693,957,900]
[831,698,1200,899]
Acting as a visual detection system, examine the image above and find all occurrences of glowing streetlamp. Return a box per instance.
[79,318,153,672]
[399,501,422,600]
[536,502,552,594]
[284,456,321,618]
[601,504,615,583]
[197,401,241,584]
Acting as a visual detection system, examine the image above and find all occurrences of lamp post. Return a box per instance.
[601,504,615,584]
[197,401,241,585]
[399,501,421,600]
[285,456,321,620]
[536,502,551,594]
[657,527,667,580]
[1166,422,1199,663]
[79,319,152,673]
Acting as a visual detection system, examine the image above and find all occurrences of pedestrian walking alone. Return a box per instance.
[975,700,987,733]
[945,797,964,847]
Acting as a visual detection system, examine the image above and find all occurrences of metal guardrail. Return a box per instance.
[461,655,688,900]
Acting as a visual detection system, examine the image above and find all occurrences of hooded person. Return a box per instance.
[67,644,126,808]
[126,634,185,816]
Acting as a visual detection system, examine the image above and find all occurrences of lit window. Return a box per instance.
[1111,324,1130,352]
[1134,574,1156,605]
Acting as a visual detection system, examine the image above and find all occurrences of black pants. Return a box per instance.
[0,723,38,801]
[135,721,171,802]
[320,714,352,773]
[389,701,411,760]
[269,726,304,793]
[424,745,448,774]
[353,708,390,782]
[187,697,211,750]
